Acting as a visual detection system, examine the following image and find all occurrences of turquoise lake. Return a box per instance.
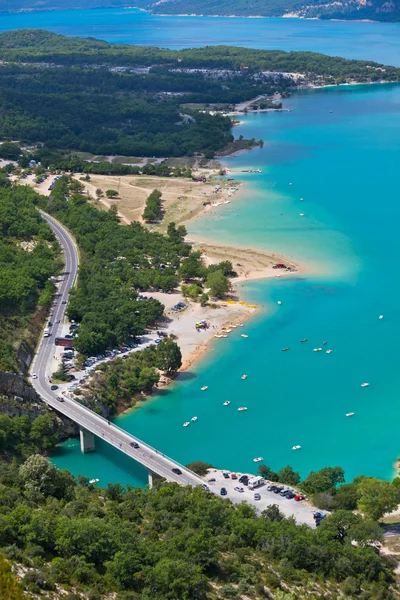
[8,9,399,486]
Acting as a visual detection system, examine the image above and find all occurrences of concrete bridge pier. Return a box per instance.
[79,427,95,453]
[148,470,162,488]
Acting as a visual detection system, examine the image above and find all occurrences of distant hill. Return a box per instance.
[1,0,400,21]
[148,0,400,21]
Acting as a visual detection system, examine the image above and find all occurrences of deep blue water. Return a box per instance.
[0,8,400,65]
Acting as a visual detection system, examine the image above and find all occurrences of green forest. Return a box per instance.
[0,453,399,599]
[0,30,398,158]
[0,181,61,371]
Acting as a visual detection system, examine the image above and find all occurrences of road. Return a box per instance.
[30,211,205,488]
[29,211,316,526]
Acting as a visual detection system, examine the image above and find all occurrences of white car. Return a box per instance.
[31,373,37,379]
[234,486,244,493]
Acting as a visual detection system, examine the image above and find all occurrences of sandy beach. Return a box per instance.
[72,169,301,375]
[19,165,300,378]
[150,290,258,372]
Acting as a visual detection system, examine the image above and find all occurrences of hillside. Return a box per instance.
[1,0,400,21]
[148,0,400,21]
[0,30,397,160]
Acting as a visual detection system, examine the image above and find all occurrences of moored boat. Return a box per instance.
[361,382,370,387]
[201,386,208,391]
[241,375,248,380]
[238,407,248,411]
[346,412,355,417]
[191,416,198,422]
[282,347,290,352]
[300,338,307,343]
[292,445,301,450]
[313,348,322,352]
[241,334,248,338]
[326,349,333,354]
[183,421,190,427]
[89,478,99,484]
[253,457,263,462]
[223,400,230,406]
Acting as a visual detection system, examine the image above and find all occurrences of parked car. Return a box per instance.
[129,442,139,449]
[267,484,277,492]
[294,494,305,502]
[201,484,210,492]
[234,486,244,493]
[31,374,37,379]
[239,475,249,485]
[274,486,284,494]
[220,487,227,496]
[280,488,292,497]
[223,472,230,479]
[50,385,58,390]
[286,491,296,499]
[254,493,261,501]
[172,468,182,475]
[231,473,237,480]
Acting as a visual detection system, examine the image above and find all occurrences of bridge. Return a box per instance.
[30,211,205,489]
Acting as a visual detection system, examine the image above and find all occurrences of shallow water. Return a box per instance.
[54,83,400,486]
[12,7,400,485]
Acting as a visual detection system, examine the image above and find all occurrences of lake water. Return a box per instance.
[1,8,400,65]
[10,9,400,486]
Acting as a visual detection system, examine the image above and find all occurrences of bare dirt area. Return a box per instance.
[74,172,222,231]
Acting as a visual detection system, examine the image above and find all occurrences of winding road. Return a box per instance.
[30,211,205,487]
[29,210,317,526]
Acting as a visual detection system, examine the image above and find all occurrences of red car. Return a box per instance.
[294,494,305,502]
[231,473,237,480]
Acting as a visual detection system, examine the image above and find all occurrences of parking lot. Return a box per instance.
[206,469,317,527]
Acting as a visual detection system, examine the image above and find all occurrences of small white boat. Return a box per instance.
[313,348,322,352]
[89,478,99,484]
[241,374,248,380]
[300,197,304,201]
[292,445,301,450]
[201,386,208,391]
[326,349,333,354]
[379,315,384,319]
[241,334,248,338]
[223,400,230,406]
[289,182,293,186]
[299,213,305,217]
[238,407,248,411]
[253,457,263,462]
[361,382,370,388]
[346,412,355,417]
[191,416,198,422]
[238,324,244,327]
[183,421,190,427]
[277,300,282,305]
